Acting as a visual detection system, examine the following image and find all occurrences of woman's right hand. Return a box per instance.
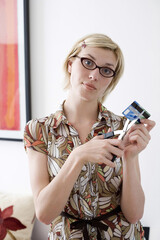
[71,135,124,168]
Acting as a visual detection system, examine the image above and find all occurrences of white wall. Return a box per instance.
[0,0,160,239]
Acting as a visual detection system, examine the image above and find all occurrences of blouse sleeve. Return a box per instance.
[24,118,48,155]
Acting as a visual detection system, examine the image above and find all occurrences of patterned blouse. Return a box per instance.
[24,102,144,240]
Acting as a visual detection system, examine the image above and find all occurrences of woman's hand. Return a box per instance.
[71,135,124,168]
[122,119,156,160]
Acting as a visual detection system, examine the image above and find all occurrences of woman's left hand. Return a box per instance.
[122,119,156,160]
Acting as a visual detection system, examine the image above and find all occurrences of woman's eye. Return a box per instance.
[102,68,112,75]
[104,68,111,74]
[83,59,94,68]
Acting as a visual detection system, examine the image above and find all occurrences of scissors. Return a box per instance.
[99,101,151,162]
[99,116,142,162]
[102,118,137,140]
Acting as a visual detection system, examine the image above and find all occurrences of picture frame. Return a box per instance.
[0,0,31,141]
[144,227,150,240]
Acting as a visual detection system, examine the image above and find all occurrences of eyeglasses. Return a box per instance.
[75,56,116,78]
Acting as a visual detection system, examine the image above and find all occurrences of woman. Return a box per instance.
[24,33,155,239]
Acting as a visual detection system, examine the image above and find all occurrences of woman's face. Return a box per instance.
[68,47,117,103]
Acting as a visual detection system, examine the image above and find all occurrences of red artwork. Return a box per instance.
[0,0,20,130]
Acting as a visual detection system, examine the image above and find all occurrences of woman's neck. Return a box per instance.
[64,96,99,125]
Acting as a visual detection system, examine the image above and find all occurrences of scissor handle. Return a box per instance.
[98,132,117,162]
[102,132,114,139]
[111,155,117,162]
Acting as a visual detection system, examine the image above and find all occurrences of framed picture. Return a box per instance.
[0,0,31,141]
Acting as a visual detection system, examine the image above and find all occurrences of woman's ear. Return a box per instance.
[68,60,72,73]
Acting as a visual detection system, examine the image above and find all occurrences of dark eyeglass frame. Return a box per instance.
[75,55,116,78]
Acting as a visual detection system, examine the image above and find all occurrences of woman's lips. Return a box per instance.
[83,82,96,90]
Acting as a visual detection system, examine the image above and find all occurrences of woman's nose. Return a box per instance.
[88,68,100,81]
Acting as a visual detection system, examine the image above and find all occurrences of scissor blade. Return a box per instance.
[118,118,140,140]
[127,118,138,130]
[118,119,130,140]
[113,130,124,135]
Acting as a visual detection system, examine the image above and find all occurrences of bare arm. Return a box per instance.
[27,148,84,225]
[120,155,145,223]
[120,119,155,223]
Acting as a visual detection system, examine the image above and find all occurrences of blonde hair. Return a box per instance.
[63,33,124,102]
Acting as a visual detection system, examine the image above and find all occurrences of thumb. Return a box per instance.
[140,119,156,132]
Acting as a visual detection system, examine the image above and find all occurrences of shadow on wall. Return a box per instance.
[31,218,50,240]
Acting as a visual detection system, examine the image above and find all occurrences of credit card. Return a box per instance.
[122,101,151,122]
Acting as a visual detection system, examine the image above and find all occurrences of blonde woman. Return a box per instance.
[24,33,155,239]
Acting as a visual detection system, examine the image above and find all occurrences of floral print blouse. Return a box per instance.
[24,102,144,240]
